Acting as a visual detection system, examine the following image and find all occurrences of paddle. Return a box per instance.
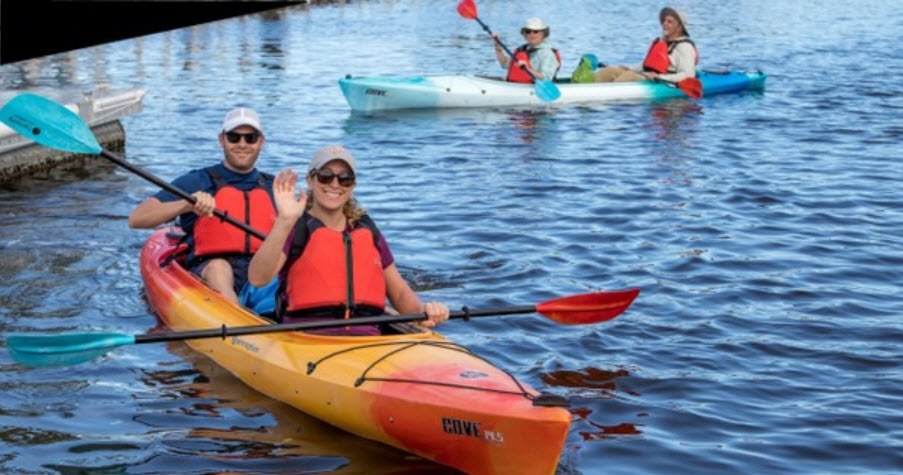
[456,0,561,102]
[657,77,703,99]
[0,93,267,240]
[6,288,639,367]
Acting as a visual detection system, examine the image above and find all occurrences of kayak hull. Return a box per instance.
[339,71,766,112]
[140,229,571,474]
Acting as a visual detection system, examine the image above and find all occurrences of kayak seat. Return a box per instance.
[161,229,190,268]
[165,229,187,242]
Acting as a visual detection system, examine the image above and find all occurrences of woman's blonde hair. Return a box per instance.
[342,198,366,224]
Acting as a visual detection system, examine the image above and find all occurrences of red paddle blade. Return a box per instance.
[457,0,477,19]
[678,78,703,99]
[536,288,640,325]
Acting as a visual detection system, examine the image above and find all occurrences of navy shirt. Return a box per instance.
[154,163,275,236]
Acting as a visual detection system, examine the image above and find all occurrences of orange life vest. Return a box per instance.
[506,44,562,83]
[283,214,386,317]
[642,38,698,73]
[193,167,276,257]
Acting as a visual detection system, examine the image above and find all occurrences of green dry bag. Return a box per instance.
[570,54,599,83]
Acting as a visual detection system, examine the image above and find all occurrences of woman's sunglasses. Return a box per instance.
[224,131,261,144]
[311,168,356,187]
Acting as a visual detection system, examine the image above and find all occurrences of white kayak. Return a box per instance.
[339,70,766,112]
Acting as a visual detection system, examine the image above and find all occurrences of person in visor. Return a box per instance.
[128,107,276,304]
[247,145,450,335]
[593,7,698,83]
[491,17,561,83]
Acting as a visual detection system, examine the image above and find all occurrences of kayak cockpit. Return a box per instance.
[159,228,431,336]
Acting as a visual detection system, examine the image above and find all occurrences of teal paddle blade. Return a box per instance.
[0,93,102,154]
[534,80,561,102]
[6,333,135,367]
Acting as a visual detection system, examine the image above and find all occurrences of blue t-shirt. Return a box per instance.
[154,163,275,236]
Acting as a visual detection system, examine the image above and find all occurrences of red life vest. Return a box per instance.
[642,38,698,73]
[193,167,276,257]
[506,44,562,83]
[283,215,386,317]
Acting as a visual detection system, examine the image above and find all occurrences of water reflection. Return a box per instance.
[44,463,129,475]
[542,367,644,442]
[542,366,631,393]
[646,99,703,144]
[506,110,558,144]
[574,417,643,441]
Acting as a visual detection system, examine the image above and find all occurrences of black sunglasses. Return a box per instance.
[311,168,356,187]
[224,131,261,144]
[521,28,543,34]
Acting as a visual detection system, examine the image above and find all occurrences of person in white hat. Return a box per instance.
[129,107,277,306]
[248,145,450,335]
[490,17,561,83]
[593,7,698,83]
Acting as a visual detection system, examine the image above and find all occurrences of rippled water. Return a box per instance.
[2,1,903,473]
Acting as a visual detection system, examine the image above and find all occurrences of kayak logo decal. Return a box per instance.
[459,370,489,379]
[365,88,387,96]
[441,417,504,445]
[231,336,260,353]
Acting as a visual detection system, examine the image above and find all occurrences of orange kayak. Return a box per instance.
[140,229,571,474]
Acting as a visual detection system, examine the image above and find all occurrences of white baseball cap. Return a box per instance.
[222,107,263,135]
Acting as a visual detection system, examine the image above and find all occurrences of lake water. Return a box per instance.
[2,1,902,473]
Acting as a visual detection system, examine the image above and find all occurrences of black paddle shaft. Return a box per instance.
[99,149,267,240]
[473,16,540,81]
[132,305,538,344]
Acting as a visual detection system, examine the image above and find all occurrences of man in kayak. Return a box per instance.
[593,7,698,83]
[491,17,561,83]
[247,145,450,335]
[128,107,276,304]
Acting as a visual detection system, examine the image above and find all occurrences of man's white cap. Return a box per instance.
[222,107,263,135]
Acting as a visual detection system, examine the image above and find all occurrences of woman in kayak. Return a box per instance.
[491,17,561,83]
[247,144,450,335]
[593,7,698,83]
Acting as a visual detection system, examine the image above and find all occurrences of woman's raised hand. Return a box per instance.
[273,168,307,220]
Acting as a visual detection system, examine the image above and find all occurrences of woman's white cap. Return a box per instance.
[308,144,356,174]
